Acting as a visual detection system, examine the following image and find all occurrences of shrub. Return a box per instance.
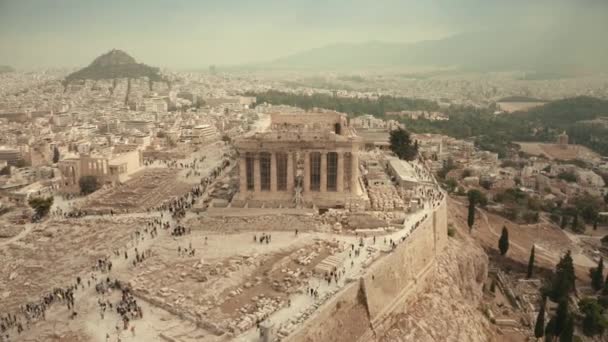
[448,226,456,237]
[558,171,577,183]
[79,175,100,195]
[28,196,53,220]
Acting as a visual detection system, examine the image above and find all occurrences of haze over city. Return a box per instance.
[2,0,608,68]
[2,1,608,342]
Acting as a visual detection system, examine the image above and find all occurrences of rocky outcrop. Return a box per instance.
[380,235,495,342]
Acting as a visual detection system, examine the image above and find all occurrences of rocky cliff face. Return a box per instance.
[380,234,495,342]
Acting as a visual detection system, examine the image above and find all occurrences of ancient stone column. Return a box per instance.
[350,150,359,194]
[239,156,247,193]
[320,152,327,193]
[336,152,344,193]
[286,152,294,192]
[303,151,310,192]
[270,152,277,192]
[253,153,261,193]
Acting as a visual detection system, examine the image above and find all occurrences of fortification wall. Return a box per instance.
[286,199,448,342]
[364,199,448,331]
[362,214,437,327]
[285,280,372,342]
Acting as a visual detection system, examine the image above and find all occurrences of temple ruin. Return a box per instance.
[233,111,366,208]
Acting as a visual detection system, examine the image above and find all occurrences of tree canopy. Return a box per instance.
[579,298,608,337]
[498,226,509,256]
[79,175,100,195]
[590,258,605,292]
[389,128,418,161]
[248,90,439,117]
[28,196,53,220]
[549,251,576,302]
[534,297,545,338]
[527,245,536,279]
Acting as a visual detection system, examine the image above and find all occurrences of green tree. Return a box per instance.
[558,171,577,183]
[527,245,536,279]
[52,146,60,163]
[560,215,569,229]
[467,189,488,207]
[499,226,509,256]
[79,175,100,195]
[535,296,546,338]
[573,193,602,224]
[28,196,54,219]
[550,251,576,302]
[579,298,608,336]
[604,273,608,295]
[554,299,569,337]
[467,199,475,232]
[389,128,418,161]
[559,317,574,342]
[590,258,604,292]
[545,317,557,342]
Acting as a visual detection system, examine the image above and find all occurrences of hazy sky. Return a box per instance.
[0,0,607,69]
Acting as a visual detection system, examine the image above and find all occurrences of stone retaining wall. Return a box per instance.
[286,199,448,341]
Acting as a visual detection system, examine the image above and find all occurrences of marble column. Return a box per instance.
[336,152,344,193]
[320,152,327,192]
[270,152,277,192]
[239,156,247,193]
[303,151,310,192]
[253,153,261,193]
[350,151,359,194]
[286,152,294,193]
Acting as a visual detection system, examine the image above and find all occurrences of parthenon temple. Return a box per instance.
[233,111,366,208]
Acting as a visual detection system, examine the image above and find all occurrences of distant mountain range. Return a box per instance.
[0,65,15,74]
[272,29,608,72]
[66,49,163,82]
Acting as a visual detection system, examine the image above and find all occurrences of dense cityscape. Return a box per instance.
[2,1,608,342]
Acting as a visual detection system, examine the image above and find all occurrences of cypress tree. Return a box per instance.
[527,245,536,279]
[560,215,568,229]
[550,251,576,302]
[545,318,556,342]
[590,258,604,291]
[554,300,569,337]
[467,199,475,232]
[534,296,546,339]
[559,317,574,342]
[499,226,509,256]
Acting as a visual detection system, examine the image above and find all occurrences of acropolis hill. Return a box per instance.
[0,107,470,342]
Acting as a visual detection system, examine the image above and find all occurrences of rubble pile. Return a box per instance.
[368,185,405,211]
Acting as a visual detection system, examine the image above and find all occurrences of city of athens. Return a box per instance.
[1,1,608,342]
